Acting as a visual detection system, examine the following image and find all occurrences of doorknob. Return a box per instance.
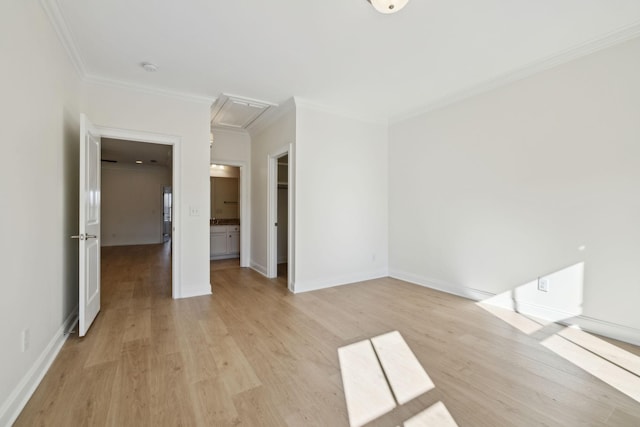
[71,234,97,240]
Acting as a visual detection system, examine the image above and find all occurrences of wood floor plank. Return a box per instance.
[190,378,239,426]
[105,339,151,427]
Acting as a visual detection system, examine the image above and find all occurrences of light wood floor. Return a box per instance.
[15,244,640,426]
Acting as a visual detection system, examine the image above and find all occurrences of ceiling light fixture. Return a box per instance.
[135,160,143,164]
[141,62,158,72]
[368,0,409,14]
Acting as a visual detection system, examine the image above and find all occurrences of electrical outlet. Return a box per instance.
[189,206,200,216]
[21,328,30,352]
[538,278,549,292]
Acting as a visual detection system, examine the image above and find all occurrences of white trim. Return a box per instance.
[250,261,268,277]
[210,254,241,261]
[210,93,278,122]
[390,20,640,124]
[249,98,296,138]
[38,1,216,105]
[286,143,296,293]
[39,0,86,77]
[267,145,290,279]
[514,301,581,323]
[0,307,78,427]
[210,93,278,132]
[389,269,640,347]
[210,127,249,137]
[570,316,640,347]
[294,270,388,294]
[208,160,250,268]
[389,269,493,301]
[179,284,213,299]
[95,125,183,299]
[85,75,215,105]
[40,0,640,124]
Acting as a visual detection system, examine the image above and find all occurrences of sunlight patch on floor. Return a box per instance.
[338,339,397,427]
[477,299,545,335]
[403,401,459,427]
[557,326,640,377]
[478,295,640,404]
[371,331,435,405]
[541,334,640,403]
[338,331,456,427]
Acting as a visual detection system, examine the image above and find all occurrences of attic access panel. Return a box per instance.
[211,95,274,130]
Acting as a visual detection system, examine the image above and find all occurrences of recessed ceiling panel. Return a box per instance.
[211,95,276,130]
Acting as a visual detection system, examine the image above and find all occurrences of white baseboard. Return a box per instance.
[389,269,493,301]
[569,315,640,347]
[389,269,640,347]
[249,261,268,277]
[0,306,78,427]
[294,269,389,294]
[178,283,212,299]
[210,254,240,261]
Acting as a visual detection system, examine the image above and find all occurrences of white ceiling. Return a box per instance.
[53,0,640,121]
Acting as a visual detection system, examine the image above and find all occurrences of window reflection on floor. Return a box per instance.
[478,300,640,404]
[404,401,459,427]
[338,331,458,427]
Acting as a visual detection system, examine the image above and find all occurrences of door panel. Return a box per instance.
[78,114,101,337]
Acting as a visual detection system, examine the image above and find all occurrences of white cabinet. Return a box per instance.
[210,225,240,259]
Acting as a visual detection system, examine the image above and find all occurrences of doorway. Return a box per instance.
[209,164,240,270]
[267,144,294,291]
[276,155,288,280]
[100,138,174,294]
[208,160,250,287]
[95,126,182,299]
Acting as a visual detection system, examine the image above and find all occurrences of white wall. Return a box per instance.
[294,103,389,292]
[211,128,251,164]
[389,37,640,337]
[0,1,82,424]
[83,83,212,298]
[249,102,296,275]
[101,164,171,246]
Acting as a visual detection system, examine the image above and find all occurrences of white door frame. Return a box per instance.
[267,143,295,291]
[95,125,182,299]
[209,159,251,267]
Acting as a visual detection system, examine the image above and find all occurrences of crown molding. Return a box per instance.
[294,97,387,125]
[247,97,297,137]
[211,127,250,136]
[39,0,86,77]
[84,74,216,105]
[390,20,640,124]
[40,0,216,106]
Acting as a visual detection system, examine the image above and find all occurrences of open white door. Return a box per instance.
[73,114,101,337]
